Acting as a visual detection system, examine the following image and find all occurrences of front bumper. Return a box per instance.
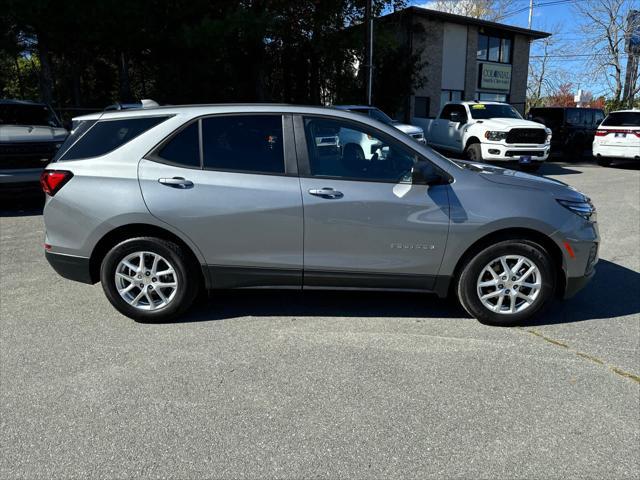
[480,143,550,162]
[45,251,94,284]
[564,269,595,299]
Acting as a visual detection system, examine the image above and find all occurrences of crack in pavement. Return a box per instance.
[518,327,640,384]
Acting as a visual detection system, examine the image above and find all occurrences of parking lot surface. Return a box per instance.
[1,161,639,479]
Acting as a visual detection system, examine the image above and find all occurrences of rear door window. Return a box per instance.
[202,115,285,174]
[61,116,170,160]
[566,109,582,126]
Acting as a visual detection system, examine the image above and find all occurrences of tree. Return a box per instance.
[547,83,575,107]
[574,0,640,104]
[418,0,515,21]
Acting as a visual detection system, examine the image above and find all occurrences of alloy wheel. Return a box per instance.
[476,255,541,314]
[114,251,178,311]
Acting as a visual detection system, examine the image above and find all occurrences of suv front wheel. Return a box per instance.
[100,237,199,322]
[456,240,556,326]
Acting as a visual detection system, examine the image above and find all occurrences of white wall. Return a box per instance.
[441,22,467,91]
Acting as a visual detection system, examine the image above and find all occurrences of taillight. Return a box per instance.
[40,170,73,196]
[594,130,607,136]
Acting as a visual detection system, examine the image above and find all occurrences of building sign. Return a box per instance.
[479,63,512,91]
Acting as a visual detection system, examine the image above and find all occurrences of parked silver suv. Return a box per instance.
[41,104,599,325]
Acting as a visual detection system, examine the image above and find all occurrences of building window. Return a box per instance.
[477,33,512,64]
[441,90,463,106]
[414,96,431,118]
[477,34,488,60]
[477,92,508,102]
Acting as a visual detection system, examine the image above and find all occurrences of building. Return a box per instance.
[374,6,549,126]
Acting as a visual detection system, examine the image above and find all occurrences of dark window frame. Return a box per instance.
[477,33,513,64]
[293,114,452,185]
[145,113,297,177]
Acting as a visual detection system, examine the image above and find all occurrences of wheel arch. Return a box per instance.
[450,227,566,297]
[89,223,209,288]
[464,136,481,151]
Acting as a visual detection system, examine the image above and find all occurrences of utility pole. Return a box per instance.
[623,10,639,108]
[364,0,373,105]
[528,0,534,29]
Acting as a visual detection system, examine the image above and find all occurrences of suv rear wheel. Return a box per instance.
[100,237,199,322]
[457,240,556,326]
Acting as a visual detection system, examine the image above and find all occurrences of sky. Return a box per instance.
[407,0,640,99]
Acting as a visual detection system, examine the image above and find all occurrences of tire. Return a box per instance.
[456,240,556,326]
[465,143,483,162]
[100,237,200,322]
[597,157,612,167]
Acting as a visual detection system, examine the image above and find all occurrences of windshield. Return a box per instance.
[0,104,62,127]
[469,104,522,120]
[601,112,640,127]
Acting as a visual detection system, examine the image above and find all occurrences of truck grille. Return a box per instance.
[0,142,60,170]
[506,129,547,145]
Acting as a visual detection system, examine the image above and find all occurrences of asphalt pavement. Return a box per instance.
[1,160,638,479]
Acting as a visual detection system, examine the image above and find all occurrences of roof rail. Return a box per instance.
[103,99,160,111]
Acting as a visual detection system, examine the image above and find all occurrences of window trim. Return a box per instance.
[476,33,513,64]
[145,112,298,177]
[293,113,452,185]
[60,114,173,161]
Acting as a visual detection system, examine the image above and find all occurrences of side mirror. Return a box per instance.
[412,161,446,186]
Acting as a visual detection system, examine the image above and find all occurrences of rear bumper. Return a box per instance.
[45,251,94,284]
[0,168,42,184]
[593,143,640,160]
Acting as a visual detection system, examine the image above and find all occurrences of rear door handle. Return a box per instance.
[308,187,343,199]
[158,177,194,189]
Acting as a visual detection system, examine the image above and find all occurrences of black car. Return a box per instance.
[527,107,605,159]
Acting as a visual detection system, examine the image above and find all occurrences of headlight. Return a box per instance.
[557,198,596,221]
[546,128,552,143]
[484,131,508,141]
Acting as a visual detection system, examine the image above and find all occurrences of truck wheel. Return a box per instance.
[457,240,556,326]
[465,143,483,162]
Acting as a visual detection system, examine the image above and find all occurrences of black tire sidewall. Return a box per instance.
[457,241,556,326]
[100,237,196,322]
[466,143,482,161]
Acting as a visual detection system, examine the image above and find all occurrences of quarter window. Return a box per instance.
[303,117,417,183]
[62,116,170,160]
[202,115,284,174]
[157,122,200,167]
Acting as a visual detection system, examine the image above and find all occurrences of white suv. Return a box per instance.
[428,101,551,171]
[592,110,640,166]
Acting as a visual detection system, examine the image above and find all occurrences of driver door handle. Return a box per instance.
[158,177,194,189]
[308,187,344,199]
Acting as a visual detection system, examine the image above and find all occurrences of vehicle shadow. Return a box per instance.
[172,290,468,324]
[524,259,640,326]
[609,161,640,171]
[165,259,639,326]
[0,191,44,217]
[537,163,585,176]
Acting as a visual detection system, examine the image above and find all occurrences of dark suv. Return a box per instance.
[527,107,605,159]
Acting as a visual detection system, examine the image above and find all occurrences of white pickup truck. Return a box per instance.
[427,101,551,171]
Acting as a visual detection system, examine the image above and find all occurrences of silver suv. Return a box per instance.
[41,104,599,325]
